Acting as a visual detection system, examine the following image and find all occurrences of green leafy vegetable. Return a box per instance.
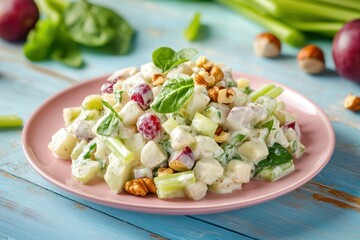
[35,0,68,22]
[184,12,201,41]
[50,24,83,68]
[254,142,292,177]
[152,47,198,73]
[81,141,97,160]
[64,0,134,50]
[151,78,195,113]
[96,113,120,136]
[23,0,134,67]
[96,100,122,136]
[23,19,58,61]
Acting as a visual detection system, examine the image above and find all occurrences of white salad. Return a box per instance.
[48,47,305,200]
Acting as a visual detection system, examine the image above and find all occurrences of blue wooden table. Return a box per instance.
[1,1,359,239]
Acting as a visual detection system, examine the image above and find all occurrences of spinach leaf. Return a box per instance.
[184,12,201,41]
[96,113,120,136]
[35,0,68,22]
[152,47,198,73]
[50,24,83,68]
[64,0,133,49]
[254,143,292,177]
[151,78,194,113]
[23,19,58,61]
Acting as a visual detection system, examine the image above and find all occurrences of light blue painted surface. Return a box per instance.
[0,1,359,239]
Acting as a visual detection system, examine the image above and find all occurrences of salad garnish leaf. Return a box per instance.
[96,100,121,136]
[151,78,194,113]
[152,47,198,73]
[254,143,292,177]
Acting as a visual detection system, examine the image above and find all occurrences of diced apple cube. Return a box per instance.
[71,159,100,184]
[63,107,81,126]
[82,94,103,110]
[119,100,144,126]
[185,91,210,118]
[238,140,269,164]
[192,136,224,160]
[170,126,195,151]
[104,153,133,193]
[184,181,208,201]
[193,158,224,185]
[141,141,167,168]
[209,176,242,194]
[48,128,78,159]
[225,160,252,183]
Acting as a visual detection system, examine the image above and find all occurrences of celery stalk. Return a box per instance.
[249,84,275,101]
[103,137,133,164]
[265,86,284,99]
[0,115,23,128]
[309,0,360,12]
[286,21,343,37]
[216,0,305,47]
[154,171,196,199]
[256,0,360,23]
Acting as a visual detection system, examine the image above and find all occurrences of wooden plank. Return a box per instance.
[0,170,166,240]
[0,170,253,240]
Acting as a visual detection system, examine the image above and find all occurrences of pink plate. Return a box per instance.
[22,73,335,215]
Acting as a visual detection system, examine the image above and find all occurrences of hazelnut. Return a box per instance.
[297,44,325,74]
[254,32,281,58]
[344,93,360,111]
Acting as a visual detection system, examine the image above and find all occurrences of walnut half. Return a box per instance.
[125,178,157,196]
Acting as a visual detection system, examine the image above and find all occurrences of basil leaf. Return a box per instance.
[151,78,194,113]
[254,143,292,177]
[50,24,83,68]
[184,12,201,41]
[96,113,120,136]
[101,100,121,119]
[152,47,198,73]
[152,47,177,72]
[23,19,58,61]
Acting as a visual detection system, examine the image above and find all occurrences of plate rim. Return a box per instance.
[22,72,336,215]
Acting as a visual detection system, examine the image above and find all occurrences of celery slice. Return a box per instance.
[264,86,283,99]
[249,84,275,101]
[0,115,23,128]
[103,137,134,164]
[154,171,196,198]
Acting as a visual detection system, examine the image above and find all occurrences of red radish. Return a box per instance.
[332,19,360,83]
[0,0,39,41]
[168,147,195,171]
